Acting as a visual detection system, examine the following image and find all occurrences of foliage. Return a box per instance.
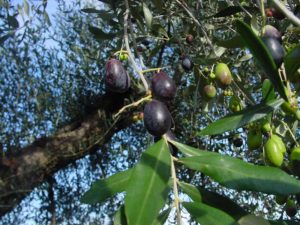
[1,0,300,224]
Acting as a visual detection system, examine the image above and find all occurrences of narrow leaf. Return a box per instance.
[114,206,127,225]
[80,169,132,204]
[143,2,153,29]
[150,208,171,225]
[179,182,202,202]
[125,139,171,225]
[284,44,300,81]
[215,35,245,48]
[179,154,300,195]
[89,26,118,40]
[199,188,247,220]
[262,79,275,102]
[238,215,271,225]
[23,0,30,16]
[183,202,239,225]
[236,20,287,101]
[81,8,103,13]
[198,98,284,135]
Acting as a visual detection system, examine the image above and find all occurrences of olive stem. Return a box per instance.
[260,0,266,34]
[278,120,300,147]
[141,67,164,74]
[124,0,149,91]
[113,50,129,55]
[171,155,182,225]
[113,94,152,119]
[175,0,215,54]
[271,0,300,27]
[232,80,256,106]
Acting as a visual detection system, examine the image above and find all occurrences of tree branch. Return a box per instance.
[0,90,143,217]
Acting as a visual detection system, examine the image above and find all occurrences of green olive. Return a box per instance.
[247,130,262,150]
[229,96,242,113]
[260,119,271,133]
[264,137,284,167]
[272,134,286,154]
[215,63,232,88]
[290,147,300,161]
[119,53,128,61]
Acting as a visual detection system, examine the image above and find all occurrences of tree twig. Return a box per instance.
[271,0,300,27]
[124,0,149,91]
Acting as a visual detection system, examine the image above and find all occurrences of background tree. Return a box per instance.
[1,0,300,224]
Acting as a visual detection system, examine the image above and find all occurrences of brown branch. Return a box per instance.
[0,89,143,217]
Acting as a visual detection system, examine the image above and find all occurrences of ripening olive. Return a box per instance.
[264,136,284,167]
[203,84,217,100]
[143,100,172,137]
[105,59,131,93]
[186,34,194,44]
[247,130,262,150]
[265,7,285,20]
[215,63,232,88]
[151,71,177,102]
[262,37,285,68]
[285,199,298,218]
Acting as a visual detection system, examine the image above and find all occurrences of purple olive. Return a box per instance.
[105,59,131,93]
[151,71,176,101]
[144,100,172,137]
[181,56,194,71]
[262,37,285,68]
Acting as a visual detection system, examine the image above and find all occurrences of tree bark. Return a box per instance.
[0,90,143,217]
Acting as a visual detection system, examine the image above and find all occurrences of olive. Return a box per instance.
[229,96,242,113]
[264,136,284,167]
[261,119,271,133]
[186,34,194,44]
[247,130,262,150]
[265,7,285,20]
[290,147,300,177]
[262,25,282,43]
[262,37,285,68]
[271,134,286,154]
[119,53,128,61]
[215,63,232,88]
[144,100,172,137]
[203,84,217,100]
[151,71,177,102]
[181,56,194,71]
[285,199,298,218]
[105,59,131,93]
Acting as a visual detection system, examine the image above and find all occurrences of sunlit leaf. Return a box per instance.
[125,139,171,225]
[238,215,271,225]
[183,202,239,225]
[114,206,127,225]
[143,2,153,29]
[198,98,284,135]
[80,169,132,204]
[179,153,300,195]
[179,182,202,202]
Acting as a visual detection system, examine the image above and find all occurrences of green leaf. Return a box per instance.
[183,202,239,225]
[262,79,275,103]
[179,182,202,202]
[215,35,245,49]
[89,26,118,40]
[236,20,287,101]
[238,215,271,225]
[125,139,171,225]
[114,206,127,225]
[150,208,171,225]
[199,188,247,220]
[23,0,30,16]
[213,6,259,18]
[81,8,103,13]
[198,98,284,135]
[80,169,132,204]
[179,154,300,195]
[284,44,300,81]
[143,2,153,29]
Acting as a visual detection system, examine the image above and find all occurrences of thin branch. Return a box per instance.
[271,0,300,27]
[171,156,182,225]
[175,0,215,53]
[124,0,149,91]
